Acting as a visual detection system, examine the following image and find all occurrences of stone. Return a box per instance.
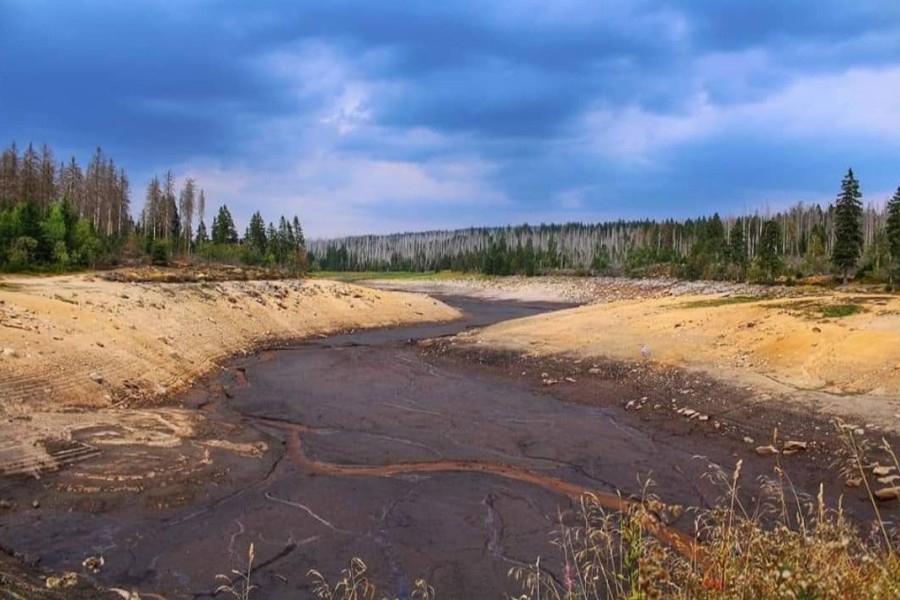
[2,347,17,358]
[82,555,104,573]
[872,465,896,477]
[564,377,576,383]
[877,475,900,485]
[783,440,808,454]
[755,445,779,456]
[743,436,755,444]
[874,487,900,501]
[89,372,104,384]
[46,572,78,589]
[845,477,863,488]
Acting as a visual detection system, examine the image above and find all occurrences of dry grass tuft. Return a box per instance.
[308,557,435,600]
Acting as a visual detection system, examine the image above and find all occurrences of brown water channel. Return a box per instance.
[0,296,867,599]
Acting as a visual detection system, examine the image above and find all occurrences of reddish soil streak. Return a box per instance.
[252,415,700,560]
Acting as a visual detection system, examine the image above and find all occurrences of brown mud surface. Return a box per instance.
[1,295,896,599]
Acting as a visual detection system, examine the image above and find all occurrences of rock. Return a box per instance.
[82,555,104,573]
[755,445,779,456]
[874,487,900,501]
[625,400,636,410]
[564,377,576,383]
[2,347,17,358]
[854,428,865,437]
[588,367,601,374]
[682,409,697,418]
[89,372,104,384]
[0,499,12,509]
[698,414,710,421]
[743,436,755,444]
[46,572,78,589]
[872,465,896,477]
[31,499,39,509]
[877,475,900,485]
[782,440,808,455]
[845,477,863,488]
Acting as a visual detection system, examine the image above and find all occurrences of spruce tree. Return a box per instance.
[727,219,747,280]
[831,168,864,284]
[886,187,900,288]
[756,219,782,282]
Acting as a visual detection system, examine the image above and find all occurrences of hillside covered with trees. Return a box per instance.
[311,170,900,285]
[0,141,308,272]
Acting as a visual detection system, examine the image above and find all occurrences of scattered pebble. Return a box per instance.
[874,487,900,501]
[755,445,779,456]
[82,555,105,573]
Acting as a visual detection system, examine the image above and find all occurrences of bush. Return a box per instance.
[151,239,171,265]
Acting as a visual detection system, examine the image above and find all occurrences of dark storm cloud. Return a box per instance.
[2,0,900,235]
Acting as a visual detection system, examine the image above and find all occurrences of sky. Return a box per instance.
[2,0,900,237]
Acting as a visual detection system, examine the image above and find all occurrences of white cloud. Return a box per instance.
[581,64,900,163]
[176,154,508,237]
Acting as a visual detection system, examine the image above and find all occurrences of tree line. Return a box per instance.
[310,169,900,286]
[0,141,308,272]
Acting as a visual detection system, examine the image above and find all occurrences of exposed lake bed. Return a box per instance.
[2,291,895,598]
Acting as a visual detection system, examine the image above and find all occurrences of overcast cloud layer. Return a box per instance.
[2,0,900,236]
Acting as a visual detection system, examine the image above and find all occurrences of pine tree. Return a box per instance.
[245,211,267,256]
[831,168,864,284]
[211,205,237,244]
[756,220,782,282]
[727,219,747,280]
[886,187,900,289]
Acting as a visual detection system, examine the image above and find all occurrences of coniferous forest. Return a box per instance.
[0,142,308,272]
[311,169,900,285]
[3,140,900,284]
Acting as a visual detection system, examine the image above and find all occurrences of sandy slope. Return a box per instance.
[0,274,459,476]
[0,274,458,411]
[460,292,900,398]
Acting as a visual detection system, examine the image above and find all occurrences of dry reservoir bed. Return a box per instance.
[1,290,898,598]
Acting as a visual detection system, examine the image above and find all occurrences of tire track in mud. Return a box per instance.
[246,414,701,561]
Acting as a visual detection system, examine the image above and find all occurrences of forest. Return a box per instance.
[3,140,900,285]
[0,142,308,272]
[311,170,900,285]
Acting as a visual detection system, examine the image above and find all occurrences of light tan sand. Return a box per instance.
[459,292,900,428]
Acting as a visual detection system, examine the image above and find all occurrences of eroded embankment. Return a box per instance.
[459,292,900,400]
[0,274,459,478]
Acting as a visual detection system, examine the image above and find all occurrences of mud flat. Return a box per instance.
[1,293,896,598]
